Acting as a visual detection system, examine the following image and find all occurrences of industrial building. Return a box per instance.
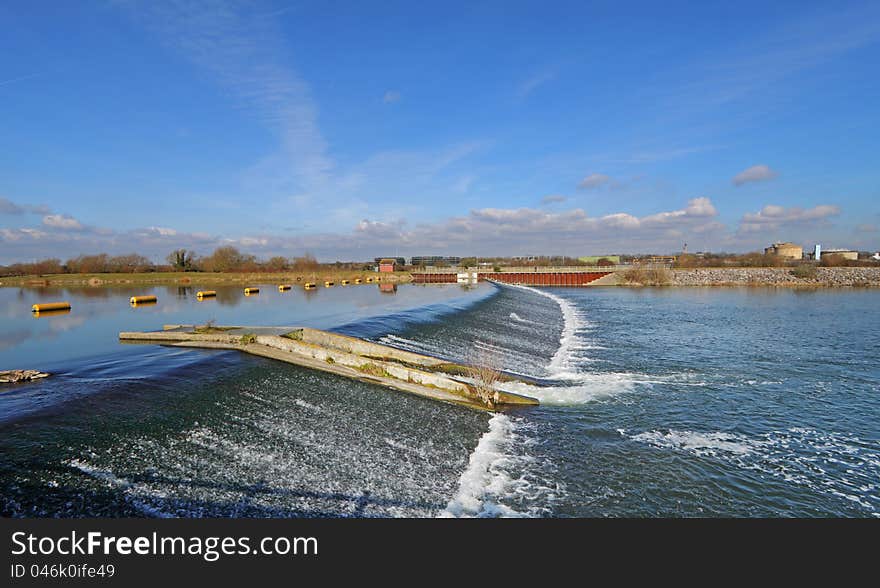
[374,257,406,266]
[578,255,621,265]
[764,242,803,259]
[806,245,860,261]
[410,256,461,267]
[821,248,859,261]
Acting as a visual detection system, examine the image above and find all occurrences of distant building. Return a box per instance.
[378,258,397,273]
[374,257,405,266]
[410,256,461,267]
[578,255,621,265]
[821,248,859,261]
[872,252,880,261]
[764,242,803,260]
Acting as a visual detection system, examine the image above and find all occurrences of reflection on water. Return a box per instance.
[0,282,492,376]
[32,308,72,318]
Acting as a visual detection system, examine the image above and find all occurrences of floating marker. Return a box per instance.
[130,295,157,305]
[366,277,373,283]
[278,284,292,291]
[196,290,216,299]
[304,283,316,289]
[32,307,71,317]
[244,287,260,295]
[324,281,334,287]
[341,279,349,285]
[354,278,362,284]
[32,302,71,313]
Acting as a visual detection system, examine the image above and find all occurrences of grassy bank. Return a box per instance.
[0,270,414,288]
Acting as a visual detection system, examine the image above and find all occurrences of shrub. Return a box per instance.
[621,266,672,286]
[790,264,817,279]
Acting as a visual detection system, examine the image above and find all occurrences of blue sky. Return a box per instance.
[1,0,879,263]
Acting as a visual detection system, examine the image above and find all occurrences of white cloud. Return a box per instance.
[146,226,178,237]
[738,204,840,233]
[733,164,778,186]
[383,90,401,104]
[131,1,332,194]
[578,173,611,190]
[42,214,84,230]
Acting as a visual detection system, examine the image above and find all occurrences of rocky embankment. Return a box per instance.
[670,267,880,287]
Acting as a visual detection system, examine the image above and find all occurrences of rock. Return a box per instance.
[670,267,880,287]
[0,370,50,384]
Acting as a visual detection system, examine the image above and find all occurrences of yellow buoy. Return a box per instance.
[366,277,373,283]
[341,279,349,285]
[324,281,334,287]
[130,295,157,305]
[196,290,216,299]
[32,302,71,313]
[244,287,260,295]
[354,278,362,284]
[278,284,292,291]
[304,283,316,289]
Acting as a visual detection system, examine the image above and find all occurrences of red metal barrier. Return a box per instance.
[412,271,612,286]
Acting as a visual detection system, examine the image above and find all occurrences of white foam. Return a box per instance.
[509,312,532,324]
[502,284,590,379]
[631,428,880,513]
[631,430,758,456]
[67,458,173,518]
[442,414,531,518]
[294,398,322,412]
[379,334,445,356]
[384,437,428,459]
[499,375,642,406]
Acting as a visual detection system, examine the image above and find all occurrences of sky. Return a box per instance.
[1,0,879,263]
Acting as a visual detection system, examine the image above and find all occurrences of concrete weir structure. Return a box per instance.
[412,266,617,286]
[119,325,539,411]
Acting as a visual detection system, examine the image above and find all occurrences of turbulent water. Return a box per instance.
[2,283,878,517]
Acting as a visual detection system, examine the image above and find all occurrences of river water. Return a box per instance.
[1,282,878,517]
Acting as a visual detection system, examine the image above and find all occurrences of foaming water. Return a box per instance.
[378,285,880,517]
[631,428,880,514]
[442,414,561,518]
[502,284,592,379]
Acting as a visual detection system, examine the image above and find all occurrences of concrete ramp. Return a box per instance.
[120,326,539,411]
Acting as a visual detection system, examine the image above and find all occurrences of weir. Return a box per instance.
[119,325,539,412]
[412,268,615,286]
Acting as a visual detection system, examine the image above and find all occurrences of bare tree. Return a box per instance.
[467,348,502,408]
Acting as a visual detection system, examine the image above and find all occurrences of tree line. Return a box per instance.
[0,247,340,277]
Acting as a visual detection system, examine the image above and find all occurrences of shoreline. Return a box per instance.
[0,270,414,288]
[1,266,879,289]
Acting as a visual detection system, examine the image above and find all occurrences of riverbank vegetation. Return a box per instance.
[621,266,672,286]
[0,247,413,286]
[0,247,363,278]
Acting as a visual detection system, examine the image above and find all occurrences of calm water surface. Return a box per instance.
[1,283,878,517]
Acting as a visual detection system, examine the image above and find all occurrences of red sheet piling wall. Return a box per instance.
[411,271,611,286]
